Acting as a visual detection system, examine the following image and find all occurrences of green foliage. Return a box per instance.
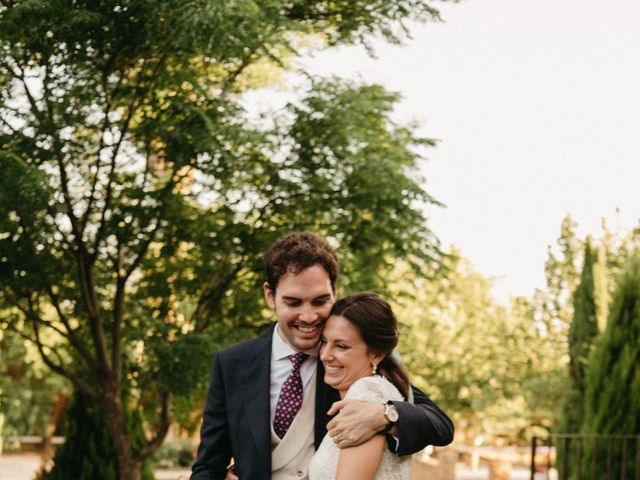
[580,256,640,475]
[531,215,638,430]
[150,438,197,469]
[395,215,638,445]
[569,240,601,388]
[394,252,559,443]
[563,239,603,425]
[557,240,605,478]
[46,391,118,480]
[535,215,582,336]
[46,391,154,480]
[1,0,448,473]
[0,326,70,438]
[284,79,441,292]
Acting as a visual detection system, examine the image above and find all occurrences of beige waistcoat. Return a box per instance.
[271,370,317,480]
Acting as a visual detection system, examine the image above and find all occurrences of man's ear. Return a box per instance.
[263,282,276,309]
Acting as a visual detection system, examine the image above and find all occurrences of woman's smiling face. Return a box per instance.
[319,314,381,396]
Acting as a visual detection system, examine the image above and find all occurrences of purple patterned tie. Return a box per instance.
[274,352,308,438]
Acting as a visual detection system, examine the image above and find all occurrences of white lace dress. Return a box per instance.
[308,375,411,480]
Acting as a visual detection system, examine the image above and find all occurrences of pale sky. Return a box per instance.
[247,0,640,301]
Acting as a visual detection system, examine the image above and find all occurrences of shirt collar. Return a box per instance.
[272,323,319,361]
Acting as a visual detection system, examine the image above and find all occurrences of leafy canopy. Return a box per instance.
[0,0,447,461]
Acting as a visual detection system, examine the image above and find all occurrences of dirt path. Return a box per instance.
[0,453,40,480]
[0,454,191,480]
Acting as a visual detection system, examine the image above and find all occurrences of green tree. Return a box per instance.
[394,251,554,443]
[46,390,153,480]
[580,255,640,476]
[563,239,605,427]
[556,239,606,478]
[528,215,583,434]
[507,295,568,440]
[0,327,70,443]
[0,328,4,454]
[534,214,582,338]
[0,1,447,478]
[529,215,633,433]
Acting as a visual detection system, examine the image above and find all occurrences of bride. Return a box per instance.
[308,292,412,480]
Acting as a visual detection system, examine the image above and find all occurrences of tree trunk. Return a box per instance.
[103,381,142,480]
[117,458,142,480]
[35,393,68,479]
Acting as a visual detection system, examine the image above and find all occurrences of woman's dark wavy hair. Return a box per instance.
[330,292,410,398]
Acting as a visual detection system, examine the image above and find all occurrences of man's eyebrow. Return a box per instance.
[280,293,332,302]
[281,296,301,301]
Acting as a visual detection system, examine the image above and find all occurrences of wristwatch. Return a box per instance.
[383,402,399,432]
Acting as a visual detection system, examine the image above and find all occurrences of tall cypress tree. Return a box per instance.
[46,390,154,480]
[592,243,609,333]
[46,391,118,480]
[569,239,602,400]
[581,255,640,476]
[559,240,604,431]
[557,239,603,478]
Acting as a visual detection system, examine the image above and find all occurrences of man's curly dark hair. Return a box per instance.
[264,232,338,293]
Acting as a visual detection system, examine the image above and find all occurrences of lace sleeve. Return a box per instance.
[344,375,404,404]
[309,375,412,480]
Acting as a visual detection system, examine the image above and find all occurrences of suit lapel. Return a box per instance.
[238,326,273,471]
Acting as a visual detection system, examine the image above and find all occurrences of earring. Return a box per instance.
[372,363,377,375]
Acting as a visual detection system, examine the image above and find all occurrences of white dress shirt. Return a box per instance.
[270,324,319,423]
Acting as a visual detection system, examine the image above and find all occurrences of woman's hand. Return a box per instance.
[327,399,387,448]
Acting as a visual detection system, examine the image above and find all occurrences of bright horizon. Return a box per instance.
[245,0,640,302]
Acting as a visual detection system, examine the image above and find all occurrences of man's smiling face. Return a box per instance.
[264,263,335,352]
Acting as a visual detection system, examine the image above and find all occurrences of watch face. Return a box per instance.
[386,405,399,422]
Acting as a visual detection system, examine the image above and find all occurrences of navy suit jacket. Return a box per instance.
[191,325,453,480]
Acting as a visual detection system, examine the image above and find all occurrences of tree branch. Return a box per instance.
[81,92,113,235]
[111,273,126,384]
[0,113,21,135]
[38,60,113,376]
[31,313,99,399]
[92,55,168,259]
[3,289,71,341]
[76,257,112,375]
[44,283,101,375]
[7,61,46,126]
[220,56,252,97]
[122,159,191,281]
[41,61,88,256]
[0,59,77,253]
[135,390,171,461]
[193,262,244,332]
[81,55,127,236]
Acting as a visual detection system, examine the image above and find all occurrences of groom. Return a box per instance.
[191,232,453,480]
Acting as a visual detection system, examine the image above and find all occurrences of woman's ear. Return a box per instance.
[369,351,385,366]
